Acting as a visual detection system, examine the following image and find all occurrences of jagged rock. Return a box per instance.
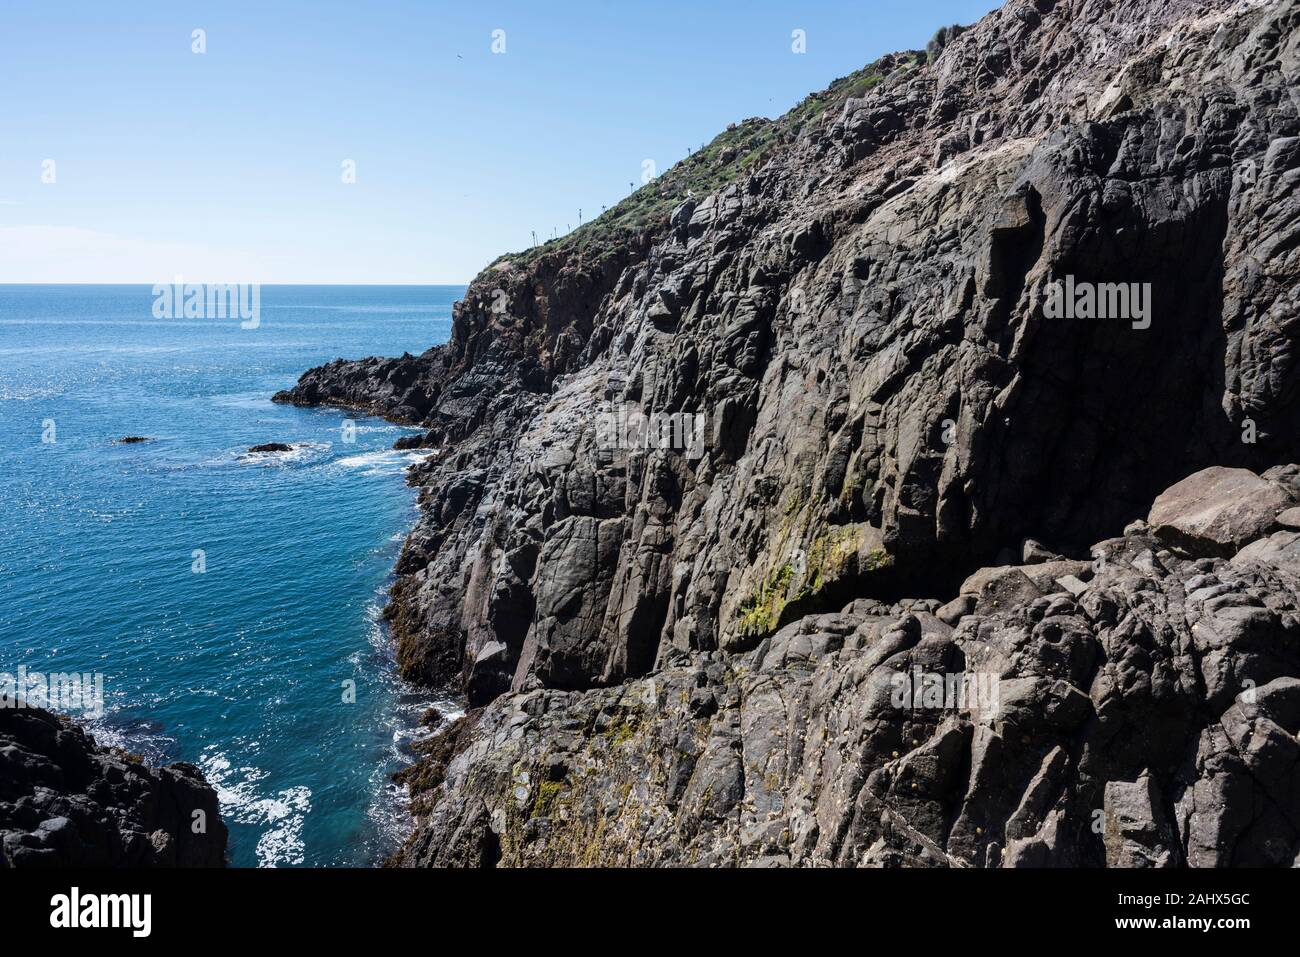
[277,0,1300,868]
[466,641,511,707]
[1021,539,1062,564]
[1104,775,1178,867]
[0,707,227,867]
[274,352,446,424]
[389,466,1300,867]
[286,0,1300,703]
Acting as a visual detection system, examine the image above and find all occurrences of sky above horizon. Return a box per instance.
[0,0,1000,284]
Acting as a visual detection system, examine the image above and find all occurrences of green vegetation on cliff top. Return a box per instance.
[490,50,924,272]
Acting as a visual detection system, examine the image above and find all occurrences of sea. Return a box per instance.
[0,284,463,867]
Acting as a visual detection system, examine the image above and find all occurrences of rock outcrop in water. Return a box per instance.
[278,0,1300,866]
[247,442,294,454]
[0,706,227,867]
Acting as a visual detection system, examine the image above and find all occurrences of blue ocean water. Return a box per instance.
[0,284,462,867]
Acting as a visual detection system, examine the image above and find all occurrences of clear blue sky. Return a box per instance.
[0,0,1000,284]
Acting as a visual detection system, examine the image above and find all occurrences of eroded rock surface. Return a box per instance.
[276,0,1300,866]
[0,707,228,867]
[393,465,1300,867]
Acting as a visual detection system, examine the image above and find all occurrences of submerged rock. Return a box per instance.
[115,436,153,444]
[247,442,293,453]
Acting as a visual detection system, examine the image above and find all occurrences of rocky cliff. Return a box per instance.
[277,0,1300,866]
[0,706,228,867]
[391,463,1300,866]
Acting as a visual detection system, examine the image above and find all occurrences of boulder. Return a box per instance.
[1021,538,1063,564]
[393,433,429,451]
[971,568,1043,616]
[936,594,976,625]
[959,560,1088,600]
[1148,467,1294,556]
[1055,574,1089,598]
[1231,530,1300,569]
[1275,507,1300,530]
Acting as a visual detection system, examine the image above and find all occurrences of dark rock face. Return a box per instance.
[393,465,1300,867]
[279,0,1300,866]
[275,351,449,425]
[0,707,227,867]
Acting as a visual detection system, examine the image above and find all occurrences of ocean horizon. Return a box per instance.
[0,283,464,866]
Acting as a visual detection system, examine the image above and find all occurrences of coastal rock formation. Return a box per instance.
[277,0,1300,866]
[392,464,1300,867]
[0,707,227,867]
[275,353,447,425]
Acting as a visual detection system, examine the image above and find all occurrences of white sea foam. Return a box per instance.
[198,746,312,868]
[363,691,463,861]
[334,448,432,476]
[350,423,422,435]
[80,711,177,766]
[252,785,312,868]
[355,602,464,862]
[234,441,331,466]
